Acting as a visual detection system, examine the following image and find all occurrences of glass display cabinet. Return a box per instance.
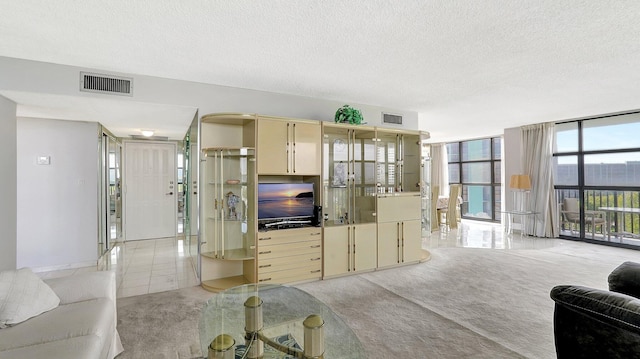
[201,147,256,291]
[421,136,432,236]
[375,128,423,268]
[322,123,377,277]
[374,129,422,194]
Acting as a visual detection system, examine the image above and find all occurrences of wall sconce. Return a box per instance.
[141,129,155,137]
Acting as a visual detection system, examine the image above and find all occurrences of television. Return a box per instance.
[258,183,314,225]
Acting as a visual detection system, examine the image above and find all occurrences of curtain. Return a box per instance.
[521,123,558,237]
[430,144,449,231]
[430,143,449,196]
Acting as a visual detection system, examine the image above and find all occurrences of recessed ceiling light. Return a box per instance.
[141,130,154,137]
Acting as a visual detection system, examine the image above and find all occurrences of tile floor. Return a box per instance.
[38,236,199,298]
[38,220,556,298]
[425,220,557,250]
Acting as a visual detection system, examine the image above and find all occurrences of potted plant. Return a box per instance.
[334,105,364,125]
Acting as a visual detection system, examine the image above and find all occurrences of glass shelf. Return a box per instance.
[201,147,256,289]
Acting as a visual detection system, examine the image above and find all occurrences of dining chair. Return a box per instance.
[438,184,461,230]
[431,185,440,231]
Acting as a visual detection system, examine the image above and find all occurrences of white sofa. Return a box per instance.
[0,270,124,359]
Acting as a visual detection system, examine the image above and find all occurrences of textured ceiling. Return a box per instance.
[2,1,640,141]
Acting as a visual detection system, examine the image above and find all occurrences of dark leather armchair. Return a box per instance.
[550,261,640,358]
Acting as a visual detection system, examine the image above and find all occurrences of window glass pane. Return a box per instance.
[493,161,501,184]
[493,185,501,219]
[554,122,578,153]
[448,164,460,183]
[462,139,491,161]
[493,138,502,160]
[583,114,640,151]
[584,152,640,186]
[447,143,460,162]
[462,163,491,183]
[462,185,493,219]
[554,155,578,186]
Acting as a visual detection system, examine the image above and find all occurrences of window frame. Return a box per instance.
[447,137,502,222]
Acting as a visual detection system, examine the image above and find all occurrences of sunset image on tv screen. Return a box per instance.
[258,183,314,220]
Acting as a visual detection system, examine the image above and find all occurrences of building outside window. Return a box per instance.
[447,137,502,222]
[554,112,640,247]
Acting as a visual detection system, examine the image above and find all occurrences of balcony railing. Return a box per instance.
[556,189,640,246]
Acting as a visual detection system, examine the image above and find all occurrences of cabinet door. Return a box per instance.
[291,121,321,175]
[323,226,349,277]
[377,194,421,222]
[257,119,289,174]
[377,222,400,268]
[353,223,377,272]
[401,220,422,263]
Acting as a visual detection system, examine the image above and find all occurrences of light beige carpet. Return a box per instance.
[115,239,639,358]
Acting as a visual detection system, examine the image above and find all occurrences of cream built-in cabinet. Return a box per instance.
[257,117,321,175]
[199,113,430,291]
[322,123,378,277]
[199,114,258,292]
[377,193,422,268]
[323,223,377,276]
[375,128,424,268]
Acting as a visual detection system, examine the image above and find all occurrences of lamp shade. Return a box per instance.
[510,174,531,190]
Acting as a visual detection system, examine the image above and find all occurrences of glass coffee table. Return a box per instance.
[199,284,365,358]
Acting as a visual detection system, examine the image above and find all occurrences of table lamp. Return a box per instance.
[510,174,531,212]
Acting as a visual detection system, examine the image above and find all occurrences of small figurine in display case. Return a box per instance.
[226,191,240,220]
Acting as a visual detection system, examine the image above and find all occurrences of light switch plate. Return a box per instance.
[37,156,51,165]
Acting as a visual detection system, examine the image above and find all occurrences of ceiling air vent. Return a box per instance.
[80,72,133,96]
[382,113,403,125]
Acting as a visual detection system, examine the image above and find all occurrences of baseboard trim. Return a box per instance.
[31,260,97,273]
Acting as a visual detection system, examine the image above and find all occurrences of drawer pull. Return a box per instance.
[259,237,272,241]
[310,257,321,261]
[311,270,321,274]
[310,245,321,248]
[310,232,321,236]
[259,264,272,268]
[259,278,272,282]
[259,251,272,255]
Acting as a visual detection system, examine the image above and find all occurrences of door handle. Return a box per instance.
[166,192,173,195]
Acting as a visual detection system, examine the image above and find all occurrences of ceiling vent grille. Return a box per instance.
[382,113,403,125]
[80,72,133,96]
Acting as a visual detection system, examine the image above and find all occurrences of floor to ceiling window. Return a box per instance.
[447,137,502,222]
[554,112,640,247]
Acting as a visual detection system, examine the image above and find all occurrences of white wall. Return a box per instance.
[17,118,99,270]
[0,95,17,270]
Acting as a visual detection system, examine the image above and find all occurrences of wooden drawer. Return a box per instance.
[257,240,321,260]
[257,262,322,284]
[258,228,322,246]
[258,254,322,274]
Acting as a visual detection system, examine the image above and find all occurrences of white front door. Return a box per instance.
[124,141,177,240]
